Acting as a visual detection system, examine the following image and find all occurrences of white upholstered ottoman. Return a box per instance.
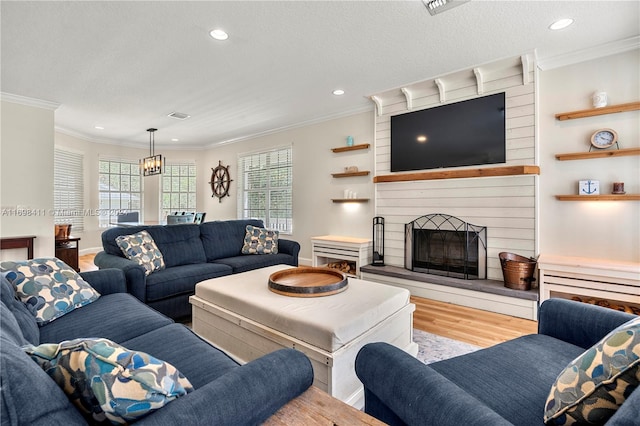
[190,265,417,408]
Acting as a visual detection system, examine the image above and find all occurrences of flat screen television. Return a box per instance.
[390,92,506,172]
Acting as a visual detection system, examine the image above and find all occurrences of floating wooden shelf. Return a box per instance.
[331,198,370,203]
[555,101,640,121]
[331,171,370,178]
[555,147,640,161]
[555,194,640,201]
[373,165,539,183]
[331,144,370,153]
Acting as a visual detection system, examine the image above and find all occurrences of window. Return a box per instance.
[161,163,197,220]
[237,146,293,233]
[54,148,84,231]
[98,159,142,227]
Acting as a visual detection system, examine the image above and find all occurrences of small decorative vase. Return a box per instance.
[346,136,354,146]
[592,91,608,108]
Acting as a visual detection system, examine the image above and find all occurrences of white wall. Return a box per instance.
[0,100,56,259]
[538,49,640,262]
[54,132,208,252]
[201,111,375,264]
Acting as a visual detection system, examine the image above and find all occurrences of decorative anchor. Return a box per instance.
[583,181,598,194]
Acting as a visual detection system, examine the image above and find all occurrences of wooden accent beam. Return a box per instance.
[373,165,539,183]
[555,101,640,121]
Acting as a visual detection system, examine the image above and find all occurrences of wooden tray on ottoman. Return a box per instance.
[268,267,348,297]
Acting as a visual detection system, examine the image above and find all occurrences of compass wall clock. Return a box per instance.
[209,161,233,202]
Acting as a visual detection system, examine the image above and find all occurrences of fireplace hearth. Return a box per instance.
[405,214,487,280]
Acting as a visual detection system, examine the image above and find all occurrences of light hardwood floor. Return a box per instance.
[80,253,537,348]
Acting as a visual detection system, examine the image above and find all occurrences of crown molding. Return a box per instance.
[0,92,60,110]
[207,104,374,148]
[537,36,640,71]
[55,126,205,151]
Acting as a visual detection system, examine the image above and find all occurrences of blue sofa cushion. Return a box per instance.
[116,230,166,275]
[39,293,173,344]
[0,275,39,345]
[214,253,296,274]
[200,219,265,261]
[121,323,240,389]
[242,225,279,254]
[0,336,87,425]
[1,258,100,326]
[144,263,232,302]
[101,224,207,268]
[25,337,193,424]
[544,317,640,425]
[430,334,586,426]
[145,224,207,268]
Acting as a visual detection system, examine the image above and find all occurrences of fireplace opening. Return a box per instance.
[405,214,487,280]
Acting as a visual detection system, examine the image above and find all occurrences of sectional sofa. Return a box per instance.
[1,267,313,425]
[356,298,639,425]
[94,219,300,319]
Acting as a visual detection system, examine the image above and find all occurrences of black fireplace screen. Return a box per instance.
[405,214,487,280]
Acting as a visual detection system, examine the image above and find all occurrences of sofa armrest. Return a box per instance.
[538,298,636,349]
[355,343,512,426]
[278,239,300,265]
[136,348,313,426]
[93,251,147,302]
[79,269,127,295]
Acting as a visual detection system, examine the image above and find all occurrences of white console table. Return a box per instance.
[538,254,640,311]
[311,235,372,278]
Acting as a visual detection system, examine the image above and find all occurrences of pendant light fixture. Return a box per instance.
[140,128,163,176]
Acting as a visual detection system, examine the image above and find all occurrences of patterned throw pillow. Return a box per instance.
[115,230,165,276]
[24,337,193,424]
[0,258,100,326]
[544,316,640,425]
[241,225,279,255]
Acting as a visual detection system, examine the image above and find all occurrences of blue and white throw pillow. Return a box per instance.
[24,337,193,424]
[115,230,165,276]
[1,257,100,326]
[241,225,279,255]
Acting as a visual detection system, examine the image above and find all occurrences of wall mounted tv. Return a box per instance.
[390,92,506,172]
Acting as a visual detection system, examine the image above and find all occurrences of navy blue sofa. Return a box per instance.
[94,219,300,319]
[355,298,639,426]
[1,268,313,425]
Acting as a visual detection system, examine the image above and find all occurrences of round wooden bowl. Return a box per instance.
[268,267,348,297]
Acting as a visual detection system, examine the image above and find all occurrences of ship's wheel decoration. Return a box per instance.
[209,161,233,202]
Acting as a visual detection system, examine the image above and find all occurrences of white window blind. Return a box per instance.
[237,146,293,234]
[98,159,142,227]
[161,163,197,220]
[54,148,84,231]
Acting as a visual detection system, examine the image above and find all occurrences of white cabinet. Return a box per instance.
[311,235,372,278]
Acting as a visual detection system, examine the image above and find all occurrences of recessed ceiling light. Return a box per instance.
[209,29,229,41]
[94,126,104,130]
[549,18,574,30]
[333,89,345,96]
[171,138,179,142]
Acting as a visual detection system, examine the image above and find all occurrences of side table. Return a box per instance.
[0,235,36,259]
[311,235,372,277]
[55,236,81,272]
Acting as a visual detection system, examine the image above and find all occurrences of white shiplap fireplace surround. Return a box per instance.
[362,53,540,320]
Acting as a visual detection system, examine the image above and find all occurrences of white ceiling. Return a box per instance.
[2,1,639,150]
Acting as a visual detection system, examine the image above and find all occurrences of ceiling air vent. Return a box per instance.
[167,112,191,120]
[422,0,470,16]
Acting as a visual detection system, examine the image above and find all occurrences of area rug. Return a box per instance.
[413,329,481,364]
